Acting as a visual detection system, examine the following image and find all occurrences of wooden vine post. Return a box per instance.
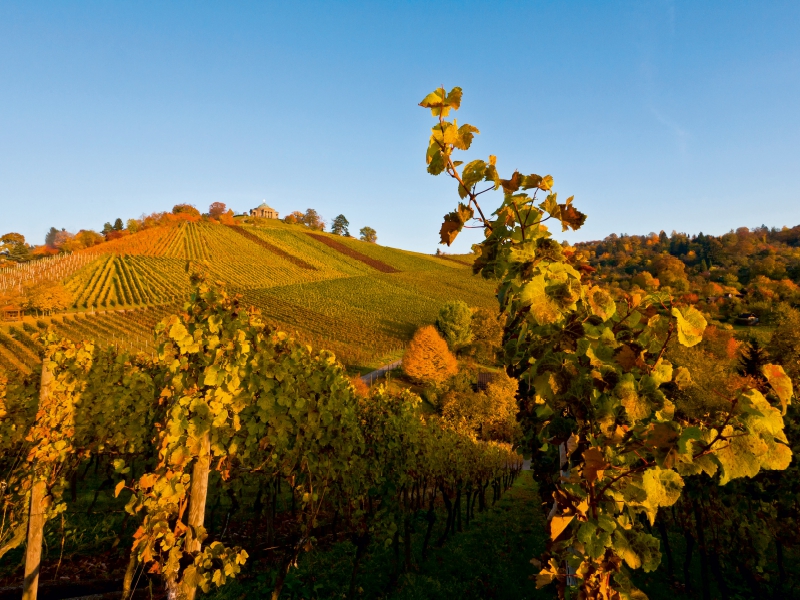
[22,362,53,600]
[182,430,212,600]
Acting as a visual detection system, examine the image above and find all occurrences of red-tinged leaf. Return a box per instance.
[583,447,608,483]
[560,204,587,231]
[500,171,522,193]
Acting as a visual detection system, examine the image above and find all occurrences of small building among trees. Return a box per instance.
[250,202,279,219]
[1,305,23,321]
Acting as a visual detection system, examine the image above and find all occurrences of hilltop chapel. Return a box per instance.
[249,202,279,219]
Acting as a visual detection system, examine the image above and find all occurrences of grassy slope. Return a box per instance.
[1,220,492,371]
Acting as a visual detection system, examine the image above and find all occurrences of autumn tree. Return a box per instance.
[359,226,377,243]
[440,372,520,442]
[283,211,305,225]
[467,307,504,363]
[435,300,473,351]
[173,203,201,217]
[209,202,227,218]
[302,209,325,231]
[331,214,350,236]
[60,230,104,252]
[402,325,458,385]
[24,283,72,315]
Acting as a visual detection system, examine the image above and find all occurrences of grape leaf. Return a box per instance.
[671,306,707,347]
[762,363,793,413]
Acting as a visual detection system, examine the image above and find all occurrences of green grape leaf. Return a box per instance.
[641,467,684,508]
[650,359,673,386]
[461,160,487,195]
[671,306,707,347]
[677,426,702,455]
[520,275,562,325]
[615,374,650,422]
[674,366,692,390]
[427,145,446,175]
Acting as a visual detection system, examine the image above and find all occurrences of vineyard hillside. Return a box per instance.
[0,220,492,371]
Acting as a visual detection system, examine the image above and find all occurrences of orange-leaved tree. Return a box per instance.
[402,325,458,384]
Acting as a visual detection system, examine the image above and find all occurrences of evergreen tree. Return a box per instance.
[44,227,60,247]
[330,214,350,236]
[113,218,124,231]
[435,300,474,351]
[738,336,769,379]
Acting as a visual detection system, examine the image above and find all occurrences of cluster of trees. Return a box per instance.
[401,300,517,445]
[577,225,800,324]
[0,232,33,263]
[282,210,378,243]
[0,203,239,265]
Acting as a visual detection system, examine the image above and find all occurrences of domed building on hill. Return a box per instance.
[250,202,279,219]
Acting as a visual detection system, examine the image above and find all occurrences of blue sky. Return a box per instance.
[1,1,799,253]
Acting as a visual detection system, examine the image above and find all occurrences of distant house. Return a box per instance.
[249,202,279,219]
[735,313,759,326]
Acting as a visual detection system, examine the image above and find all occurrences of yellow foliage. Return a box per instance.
[440,371,521,442]
[402,325,458,384]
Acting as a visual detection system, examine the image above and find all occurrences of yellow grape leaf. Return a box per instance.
[538,175,554,191]
[587,287,616,321]
[550,514,574,540]
[762,363,793,414]
[114,480,126,498]
[671,306,707,347]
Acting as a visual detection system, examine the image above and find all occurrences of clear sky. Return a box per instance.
[2,1,799,253]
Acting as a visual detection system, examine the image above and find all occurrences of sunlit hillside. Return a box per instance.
[0,219,493,372]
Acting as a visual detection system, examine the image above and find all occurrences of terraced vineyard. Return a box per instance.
[1,219,490,370]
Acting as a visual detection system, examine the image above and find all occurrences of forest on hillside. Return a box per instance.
[576,225,800,325]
